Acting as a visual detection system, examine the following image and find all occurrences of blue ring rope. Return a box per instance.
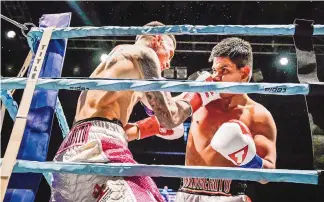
[26,25,324,52]
[0,89,70,138]
[0,77,311,95]
[0,159,319,185]
[27,24,324,39]
[0,90,18,120]
[55,99,70,138]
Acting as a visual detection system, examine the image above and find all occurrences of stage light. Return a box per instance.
[100,53,108,62]
[73,66,80,75]
[6,30,16,39]
[279,57,289,66]
[176,67,187,79]
[252,69,264,82]
[162,68,175,79]
[6,65,13,72]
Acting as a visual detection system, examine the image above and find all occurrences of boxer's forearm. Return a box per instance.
[136,48,192,129]
[146,91,192,129]
[125,124,140,142]
[127,131,139,142]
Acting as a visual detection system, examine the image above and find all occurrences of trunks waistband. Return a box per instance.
[57,117,127,155]
[73,117,123,128]
[179,177,247,196]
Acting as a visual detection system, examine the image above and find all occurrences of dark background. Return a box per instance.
[1,1,324,202]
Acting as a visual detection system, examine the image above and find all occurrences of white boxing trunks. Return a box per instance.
[50,117,164,202]
[175,177,251,202]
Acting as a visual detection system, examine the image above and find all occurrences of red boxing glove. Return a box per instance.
[182,71,220,114]
[136,116,174,140]
[182,93,203,114]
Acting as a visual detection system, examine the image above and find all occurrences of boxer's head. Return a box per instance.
[135,21,176,71]
[209,37,253,98]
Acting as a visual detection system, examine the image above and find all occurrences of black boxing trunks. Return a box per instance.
[50,117,164,202]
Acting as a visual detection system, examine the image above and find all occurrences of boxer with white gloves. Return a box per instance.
[175,37,277,202]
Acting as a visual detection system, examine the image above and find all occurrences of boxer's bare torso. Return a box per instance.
[186,95,276,168]
[74,45,146,126]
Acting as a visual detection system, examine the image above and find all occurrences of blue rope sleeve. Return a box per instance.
[0,78,311,95]
[0,159,319,185]
[0,90,18,120]
[43,172,53,186]
[26,24,324,51]
[55,99,69,138]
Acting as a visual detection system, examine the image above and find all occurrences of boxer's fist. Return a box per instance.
[188,71,213,81]
[182,71,220,113]
[210,120,263,168]
[199,91,221,107]
[136,116,184,140]
[194,71,220,106]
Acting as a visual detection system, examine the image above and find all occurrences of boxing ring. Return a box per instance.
[1,12,324,202]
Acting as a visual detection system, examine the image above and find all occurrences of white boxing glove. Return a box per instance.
[210,120,263,168]
[156,124,184,140]
[188,71,212,81]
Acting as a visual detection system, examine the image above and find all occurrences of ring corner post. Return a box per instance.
[2,13,71,202]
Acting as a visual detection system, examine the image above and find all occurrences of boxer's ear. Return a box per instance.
[155,35,162,41]
[149,36,158,48]
[240,66,251,81]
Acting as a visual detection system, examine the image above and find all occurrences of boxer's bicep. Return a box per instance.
[252,110,277,169]
[142,92,187,107]
[137,49,191,128]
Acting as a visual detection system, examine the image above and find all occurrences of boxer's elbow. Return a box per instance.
[262,158,276,169]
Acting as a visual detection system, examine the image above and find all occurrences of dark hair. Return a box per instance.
[209,37,253,70]
[136,21,176,49]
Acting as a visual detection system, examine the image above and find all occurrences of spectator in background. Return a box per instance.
[162,186,170,202]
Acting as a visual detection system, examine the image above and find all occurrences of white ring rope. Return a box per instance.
[1,77,315,95]
[0,159,319,185]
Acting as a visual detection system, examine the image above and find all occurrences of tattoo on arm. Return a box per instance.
[137,48,191,128]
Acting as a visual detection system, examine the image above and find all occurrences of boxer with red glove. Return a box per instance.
[210,120,263,168]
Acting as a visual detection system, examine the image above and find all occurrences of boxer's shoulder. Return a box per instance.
[251,102,272,123]
[248,101,276,139]
[125,44,156,56]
